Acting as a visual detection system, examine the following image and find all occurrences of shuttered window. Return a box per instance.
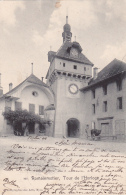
[116,80,122,91]
[29,104,35,113]
[103,101,107,112]
[103,85,107,95]
[92,104,95,114]
[39,105,44,115]
[92,90,95,99]
[15,101,22,110]
[5,107,11,112]
[117,97,122,110]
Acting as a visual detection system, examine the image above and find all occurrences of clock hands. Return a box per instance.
[70,86,76,92]
[69,84,78,94]
[71,48,78,58]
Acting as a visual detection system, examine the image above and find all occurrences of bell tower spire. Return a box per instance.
[62,16,72,43]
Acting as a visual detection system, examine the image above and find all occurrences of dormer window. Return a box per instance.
[63,63,65,67]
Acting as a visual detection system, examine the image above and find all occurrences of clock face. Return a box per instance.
[70,48,78,58]
[69,84,78,94]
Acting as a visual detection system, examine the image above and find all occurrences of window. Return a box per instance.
[84,67,86,71]
[117,97,122,109]
[32,91,38,97]
[73,65,77,70]
[92,90,95,99]
[103,85,107,95]
[39,105,44,115]
[103,101,107,112]
[63,63,65,67]
[92,104,95,114]
[29,104,35,113]
[15,101,22,110]
[5,100,11,110]
[116,80,122,91]
[5,107,11,112]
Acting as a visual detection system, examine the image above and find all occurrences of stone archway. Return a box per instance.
[66,118,80,138]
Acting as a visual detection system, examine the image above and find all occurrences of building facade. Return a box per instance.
[0,74,55,136]
[81,59,126,140]
[0,17,126,140]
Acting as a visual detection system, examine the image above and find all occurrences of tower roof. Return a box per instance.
[63,15,71,31]
[63,23,71,32]
[48,41,93,66]
[62,16,72,42]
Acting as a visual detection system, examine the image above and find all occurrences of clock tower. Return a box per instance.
[46,16,93,137]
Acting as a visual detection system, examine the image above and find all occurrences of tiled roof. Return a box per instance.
[81,58,126,91]
[5,74,48,96]
[49,41,93,65]
[26,74,47,87]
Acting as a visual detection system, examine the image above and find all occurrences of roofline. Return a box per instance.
[54,55,94,66]
[5,77,28,95]
[46,55,93,79]
[80,70,126,92]
[4,74,48,96]
[27,80,48,88]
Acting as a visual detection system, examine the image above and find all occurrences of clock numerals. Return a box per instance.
[69,84,78,94]
[71,48,78,58]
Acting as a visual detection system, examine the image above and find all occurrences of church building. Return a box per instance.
[0,16,126,140]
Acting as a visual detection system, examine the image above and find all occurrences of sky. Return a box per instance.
[0,0,126,93]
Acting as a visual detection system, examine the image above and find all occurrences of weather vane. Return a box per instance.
[31,63,33,74]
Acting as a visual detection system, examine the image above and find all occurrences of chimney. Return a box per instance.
[41,77,44,82]
[0,73,3,96]
[9,83,13,91]
[0,88,3,96]
[93,67,98,79]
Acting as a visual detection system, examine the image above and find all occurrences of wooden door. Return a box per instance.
[115,120,125,138]
[101,123,109,136]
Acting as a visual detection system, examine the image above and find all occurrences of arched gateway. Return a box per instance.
[66,118,80,138]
